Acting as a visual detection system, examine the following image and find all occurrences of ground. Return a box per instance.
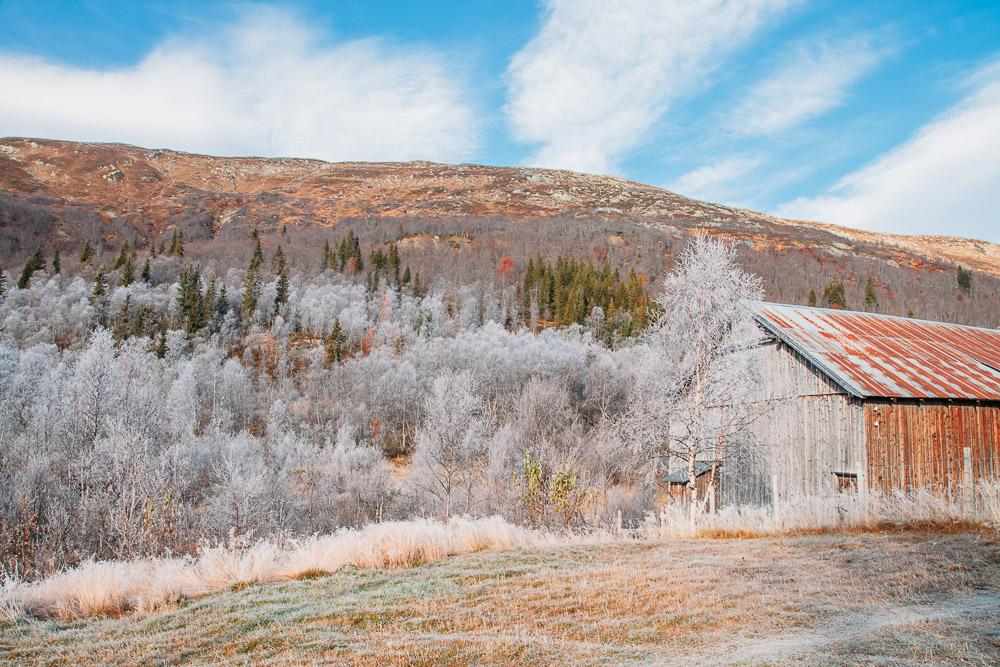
[2,530,998,666]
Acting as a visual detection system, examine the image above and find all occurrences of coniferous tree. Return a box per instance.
[203,276,218,329]
[121,252,135,286]
[240,242,263,322]
[91,268,108,325]
[274,266,289,311]
[51,248,61,275]
[957,266,972,292]
[140,257,152,283]
[17,247,45,289]
[167,230,184,257]
[271,246,286,274]
[401,265,412,285]
[154,329,167,359]
[388,243,401,285]
[113,242,129,270]
[822,280,847,309]
[0,261,6,297]
[324,319,344,367]
[176,264,205,333]
[113,294,132,342]
[322,240,331,271]
[79,241,93,264]
[864,277,878,310]
[807,289,817,307]
[216,284,228,318]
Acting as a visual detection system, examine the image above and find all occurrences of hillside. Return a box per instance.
[1,137,998,326]
[3,531,998,666]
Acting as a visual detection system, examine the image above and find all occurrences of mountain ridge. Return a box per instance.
[3,136,997,281]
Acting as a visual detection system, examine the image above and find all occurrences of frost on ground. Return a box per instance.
[1,529,998,666]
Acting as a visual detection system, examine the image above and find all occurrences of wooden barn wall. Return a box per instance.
[722,395,866,504]
[720,340,865,505]
[749,340,847,401]
[865,401,1000,493]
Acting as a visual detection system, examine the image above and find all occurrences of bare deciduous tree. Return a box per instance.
[620,234,765,514]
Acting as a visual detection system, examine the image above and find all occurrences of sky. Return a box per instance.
[1,1,999,241]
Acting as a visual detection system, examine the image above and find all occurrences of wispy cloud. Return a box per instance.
[0,7,479,162]
[669,155,764,201]
[726,37,887,137]
[777,58,1000,242]
[504,0,794,175]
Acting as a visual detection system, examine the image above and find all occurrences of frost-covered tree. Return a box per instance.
[410,370,487,519]
[620,234,765,511]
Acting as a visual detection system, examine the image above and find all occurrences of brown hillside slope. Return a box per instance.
[1,137,997,328]
[2,137,997,276]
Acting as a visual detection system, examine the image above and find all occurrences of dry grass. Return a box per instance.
[640,487,1000,540]
[1,529,997,666]
[0,516,549,621]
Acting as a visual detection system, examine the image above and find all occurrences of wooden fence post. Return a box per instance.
[962,446,973,516]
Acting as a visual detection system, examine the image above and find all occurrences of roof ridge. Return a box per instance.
[752,300,1000,334]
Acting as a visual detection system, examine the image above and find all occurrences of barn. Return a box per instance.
[720,302,1000,505]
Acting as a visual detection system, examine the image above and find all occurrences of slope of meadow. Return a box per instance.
[2,530,998,666]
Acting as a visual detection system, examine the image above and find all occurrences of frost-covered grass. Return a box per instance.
[0,516,550,621]
[641,486,1000,539]
[2,529,997,666]
[4,488,999,626]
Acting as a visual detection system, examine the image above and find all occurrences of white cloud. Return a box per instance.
[727,38,885,136]
[0,7,478,162]
[670,155,764,201]
[777,60,1000,242]
[504,0,793,175]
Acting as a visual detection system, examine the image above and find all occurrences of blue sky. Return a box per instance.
[1,1,999,241]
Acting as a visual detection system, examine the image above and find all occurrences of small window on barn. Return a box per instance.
[833,471,858,493]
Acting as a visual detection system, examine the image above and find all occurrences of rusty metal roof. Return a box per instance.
[753,302,1000,401]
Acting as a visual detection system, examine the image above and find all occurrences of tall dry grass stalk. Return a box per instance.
[4,488,998,623]
[0,516,549,621]
[640,487,1000,539]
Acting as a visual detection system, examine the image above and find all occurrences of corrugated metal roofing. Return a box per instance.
[753,302,1000,401]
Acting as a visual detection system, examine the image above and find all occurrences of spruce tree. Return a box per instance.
[807,289,817,307]
[140,257,152,283]
[154,329,167,359]
[114,242,129,270]
[113,294,132,342]
[322,240,331,271]
[325,320,344,367]
[0,261,6,297]
[121,252,135,286]
[203,276,218,328]
[822,280,847,309]
[240,248,262,322]
[17,247,45,289]
[176,264,204,333]
[401,265,412,285]
[957,266,972,292]
[51,248,61,275]
[274,267,289,311]
[863,278,878,310]
[216,285,228,319]
[79,241,93,264]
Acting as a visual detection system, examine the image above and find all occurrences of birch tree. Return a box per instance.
[410,370,486,519]
[621,234,765,511]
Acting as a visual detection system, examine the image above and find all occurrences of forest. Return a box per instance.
[0,224,994,579]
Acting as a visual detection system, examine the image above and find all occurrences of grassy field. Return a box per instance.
[2,529,998,666]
